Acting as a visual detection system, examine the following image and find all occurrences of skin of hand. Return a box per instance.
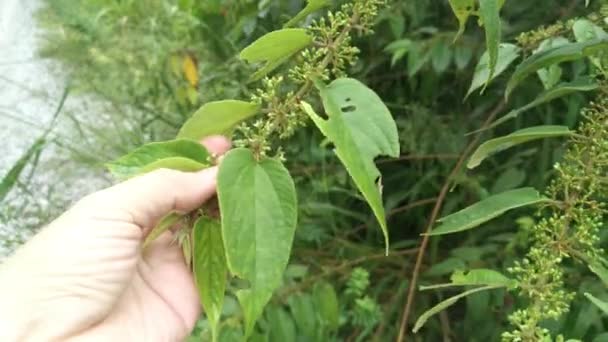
[0,136,231,342]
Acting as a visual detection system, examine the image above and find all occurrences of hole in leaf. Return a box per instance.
[345,97,352,102]
[341,105,357,113]
[231,277,252,290]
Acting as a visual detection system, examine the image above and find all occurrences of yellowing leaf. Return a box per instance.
[467,125,573,169]
[178,100,260,140]
[428,188,548,236]
[106,139,211,179]
[284,0,330,28]
[302,78,400,252]
[217,148,297,338]
[193,216,227,341]
[182,53,199,88]
[240,29,312,81]
[448,0,475,42]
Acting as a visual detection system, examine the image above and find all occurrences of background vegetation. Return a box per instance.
[2,0,607,340]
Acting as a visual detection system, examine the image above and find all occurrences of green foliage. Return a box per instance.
[177,101,260,140]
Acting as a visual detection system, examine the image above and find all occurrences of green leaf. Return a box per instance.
[0,137,45,203]
[478,0,502,85]
[573,19,608,43]
[284,0,330,28]
[535,38,569,90]
[486,78,598,130]
[384,39,413,67]
[313,281,340,332]
[178,100,260,141]
[193,216,227,342]
[585,293,608,315]
[301,78,400,252]
[505,38,608,99]
[266,307,296,342]
[413,285,501,333]
[106,139,212,179]
[240,28,312,81]
[589,262,608,287]
[448,0,475,42]
[466,43,520,98]
[217,148,297,338]
[424,258,467,277]
[428,188,548,236]
[143,212,183,249]
[431,40,453,73]
[288,293,318,338]
[450,269,518,288]
[467,125,573,169]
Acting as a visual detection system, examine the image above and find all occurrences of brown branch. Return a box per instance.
[395,101,506,341]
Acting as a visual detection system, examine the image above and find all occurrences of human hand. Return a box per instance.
[0,136,231,342]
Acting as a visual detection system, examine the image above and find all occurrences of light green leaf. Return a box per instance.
[384,39,413,67]
[486,78,598,130]
[467,125,573,169]
[478,0,502,85]
[573,19,608,43]
[428,188,548,236]
[506,38,608,99]
[217,148,297,338]
[313,281,340,332]
[284,0,330,28]
[240,28,312,81]
[450,269,518,288]
[448,0,475,42]
[266,307,296,342]
[413,285,501,333]
[589,262,608,287]
[106,139,211,179]
[585,293,608,315]
[178,100,260,141]
[0,137,45,203]
[143,212,183,249]
[193,216,227,342]
[535,38,569,90]
[466,43,520,98]
[301,78,400,252]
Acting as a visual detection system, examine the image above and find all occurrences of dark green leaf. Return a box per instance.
[506,38,608,99]
[467,125,573,169]
[431,40,452,73]
[193,216,228,341]
[240,29,312,81]
[413,285,501,333]
[478,0,501,85]
[487,78,598,130]
[428,188,548,236]
[288,293,317,338]
[284,0,330,28]
[106,139,212,179]
[266,307,296,342]
[217,148,297,337]
[466,43,520,98]
[302,78,400,252]
[178,100,260,141]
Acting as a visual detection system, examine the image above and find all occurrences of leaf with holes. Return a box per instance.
[448,0,475,42]
[413,285,502,333]
[484,78,598,131]
[217,148,297,338]
[106,139,212,180]
[478,0,502,86]
[284,0,330,28]
[178,100,260,141]
[240,29,312,81]
[302,78,400,252]
[468,125,573,169]
[193,216,227,342]
[466,43,520,99]
[506,38,608,99]
[428,188,548,236]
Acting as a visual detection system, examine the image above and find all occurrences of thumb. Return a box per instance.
[82,167,219,230]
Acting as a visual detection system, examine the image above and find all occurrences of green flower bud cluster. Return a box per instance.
[235,0,386,158]
[503,97,608,341]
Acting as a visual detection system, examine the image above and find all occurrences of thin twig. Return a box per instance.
[395,101,506,341]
